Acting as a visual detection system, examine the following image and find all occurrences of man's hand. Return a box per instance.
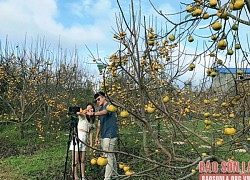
[95,137,100,146]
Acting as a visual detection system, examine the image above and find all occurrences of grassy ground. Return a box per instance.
[0,119,249,180]
[0,123,67,179]
[0,123,142,179]
[0,123,123,180]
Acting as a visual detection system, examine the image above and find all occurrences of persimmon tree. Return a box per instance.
[91,0,250,179]
[0,40,96,139]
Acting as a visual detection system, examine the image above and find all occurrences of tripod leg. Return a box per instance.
[72,135,76,180]
[63,125,73,180]
[71,120,84,180]
[75,127,83,180]
[63,117,85,180]
[72,124,79,180]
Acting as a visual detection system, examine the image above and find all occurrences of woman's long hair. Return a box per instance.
[86,103,96,124]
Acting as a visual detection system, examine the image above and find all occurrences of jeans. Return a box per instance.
[101,137,117,180]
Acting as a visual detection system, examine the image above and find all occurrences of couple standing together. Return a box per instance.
[69,91,118,180]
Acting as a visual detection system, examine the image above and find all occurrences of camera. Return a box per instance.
[65,106,80,123]
[68,106,80,114]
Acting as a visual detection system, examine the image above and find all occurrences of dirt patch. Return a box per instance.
[0,165,21,180]
[0,139,19,158]
[0,137,49,158]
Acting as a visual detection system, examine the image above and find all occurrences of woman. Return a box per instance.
[69,103,95,180]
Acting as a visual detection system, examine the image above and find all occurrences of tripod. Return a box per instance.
[63,114,83,180]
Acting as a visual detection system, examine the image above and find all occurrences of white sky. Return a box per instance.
[0,0,177,65]
[0,0,248,87]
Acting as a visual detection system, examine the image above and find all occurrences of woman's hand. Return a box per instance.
[86,110,94,116]
[77,108,87,115]
[86,106,93,115]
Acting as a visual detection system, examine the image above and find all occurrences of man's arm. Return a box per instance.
[94,109,108,116]
[89,128,93,147]
[95,120,101,145]
[86,109,108,116]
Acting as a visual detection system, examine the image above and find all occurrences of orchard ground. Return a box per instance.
[0,117,249,179]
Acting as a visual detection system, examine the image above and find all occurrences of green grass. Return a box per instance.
[117,118,250,178]
[0,119,249,180]
[0,124,68,179]
[0,123,106,179]
[5,142,65,174]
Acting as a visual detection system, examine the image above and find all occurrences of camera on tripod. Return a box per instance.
[68,106,81,114]
[64,106,82,180]
[67,106,81,121]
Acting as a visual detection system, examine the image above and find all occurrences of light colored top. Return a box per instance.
[78,114,95,132]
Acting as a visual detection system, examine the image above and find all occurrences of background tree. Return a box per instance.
[0,39,96,139]
[91,0,250,179]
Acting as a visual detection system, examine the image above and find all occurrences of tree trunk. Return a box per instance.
[19,122,25,139]
[142,124,150,157]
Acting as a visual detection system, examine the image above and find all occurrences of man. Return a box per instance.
[87,91,118,180]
